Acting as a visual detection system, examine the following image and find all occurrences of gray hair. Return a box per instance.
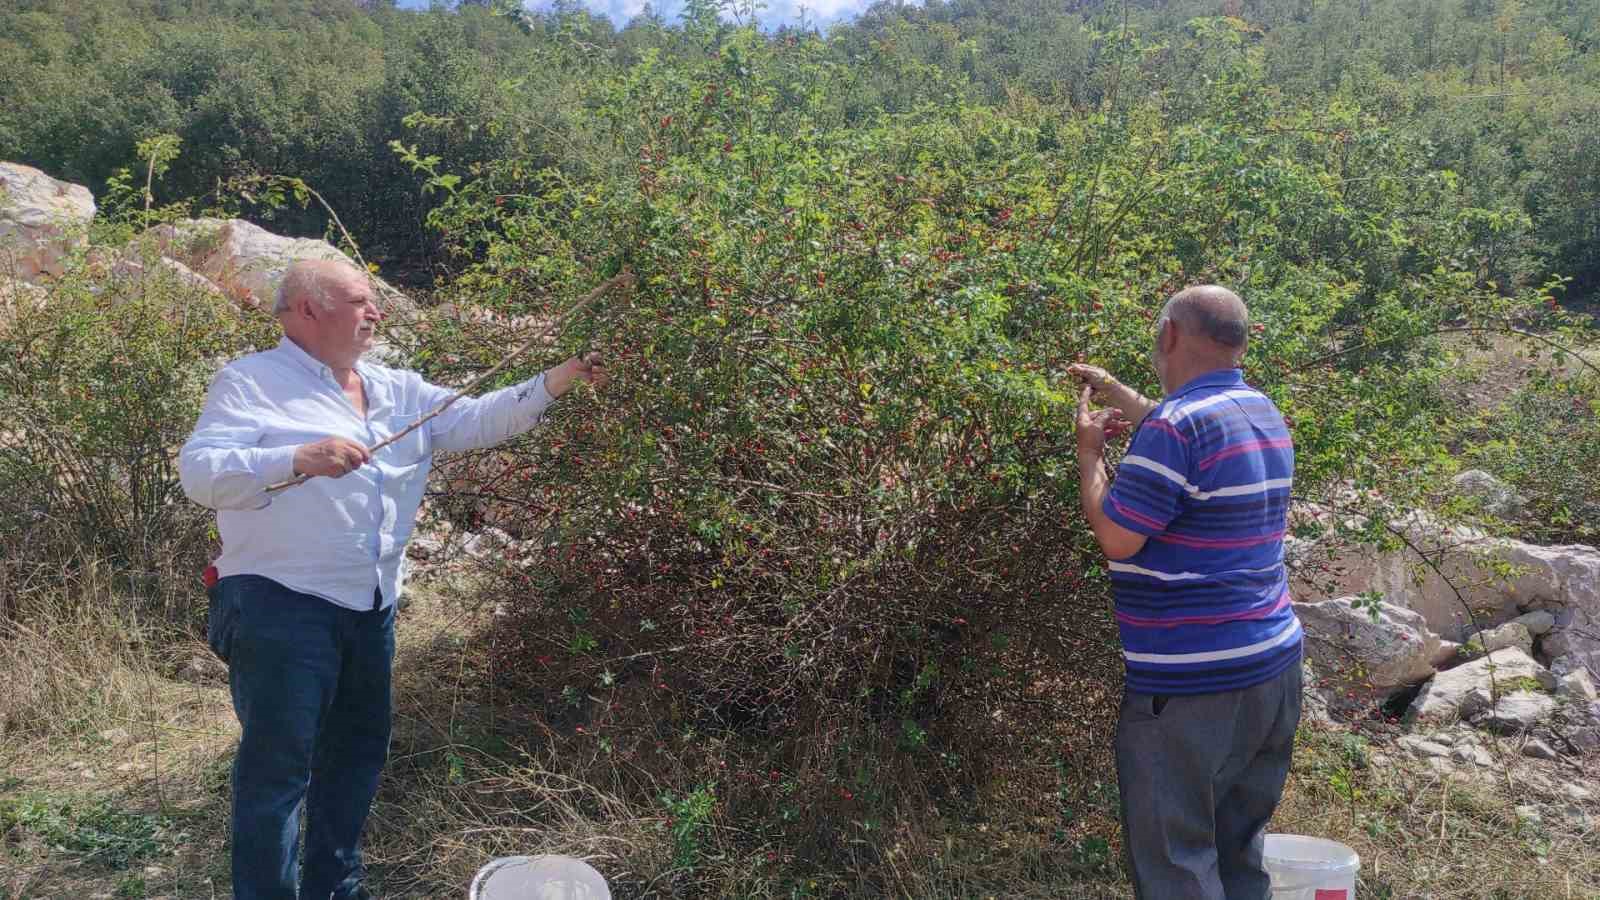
[1159,285,1249,349]
[273,259,356,316]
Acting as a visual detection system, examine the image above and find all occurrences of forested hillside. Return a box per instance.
[2,0,1596,296]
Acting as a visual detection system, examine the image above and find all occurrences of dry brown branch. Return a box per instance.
[264,272,635,494]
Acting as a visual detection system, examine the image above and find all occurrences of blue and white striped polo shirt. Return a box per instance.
[1102,368,1301,696]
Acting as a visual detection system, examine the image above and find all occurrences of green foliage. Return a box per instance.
[0,793,176,871]
[1454,368,1600,545]
[0,0,551,270]
[0,0,1595,891]
[660,783,718,870]
[0,252,276,620]
[3,0,1598,292]
[418,13,1572,740]
[97,133,189,243]
[1495,675,1548,697]
[378,24,1599,887]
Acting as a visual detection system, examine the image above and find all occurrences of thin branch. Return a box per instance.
[264,272,634,494]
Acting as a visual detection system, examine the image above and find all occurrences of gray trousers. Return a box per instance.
[1115,660,1302,900]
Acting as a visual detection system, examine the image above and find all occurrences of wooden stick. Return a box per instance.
[263,271,635,494]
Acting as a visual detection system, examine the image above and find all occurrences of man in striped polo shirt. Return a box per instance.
[1070,285,1302,900]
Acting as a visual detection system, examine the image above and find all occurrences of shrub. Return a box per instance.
[0,247,276,623]
[392,24,1579,885]
[1455,366,1600,545]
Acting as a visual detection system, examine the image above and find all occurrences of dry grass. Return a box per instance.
[0,560,214,742]
[1277,724,1600,899]
[1,564,236,900]
[5,574,1598,899]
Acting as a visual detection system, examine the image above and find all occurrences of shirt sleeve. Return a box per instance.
[178,369,300,511]
[1103,413,1192,537]
[422,371,558,453]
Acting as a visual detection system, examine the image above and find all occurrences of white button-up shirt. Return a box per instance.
[179,337,555,610]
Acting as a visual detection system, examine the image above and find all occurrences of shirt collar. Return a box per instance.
[274,336,390,416]
[275,335,380,382]
[1169,367,1246,399]
[276,335,334,380]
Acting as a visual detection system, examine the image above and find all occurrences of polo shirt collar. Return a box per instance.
[1170,368,1245,399]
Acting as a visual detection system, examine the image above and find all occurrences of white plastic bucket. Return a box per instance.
[1263,834,1359,900]
[469,855,611,900]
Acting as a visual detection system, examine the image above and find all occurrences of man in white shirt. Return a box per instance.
[180,259,603,900]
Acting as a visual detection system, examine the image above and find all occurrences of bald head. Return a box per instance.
[274,258,368,317]
[1149,284,1251,392]
[1160,285,1249,352]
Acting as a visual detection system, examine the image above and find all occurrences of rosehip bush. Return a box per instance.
[0,249,278,621]
[402,20,1590,876]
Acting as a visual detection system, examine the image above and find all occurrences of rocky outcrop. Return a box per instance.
[1,163,416,327]
[1291,509,1600,678]
[1472,621,1533,656]
[107,254,225,299]
[1297,596,1439,713]
[1514,610,1556,636]
[0,162,95,281]
[1452,469,1527,519]
[143,218,414,315]
[0,277,47,325]
[1557,668,1598,701]
[1397,728,1494,767]
[1480,691,1558,732]
[1406,646,1555,725]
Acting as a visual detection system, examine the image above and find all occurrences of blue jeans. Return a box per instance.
[208,575,395,900]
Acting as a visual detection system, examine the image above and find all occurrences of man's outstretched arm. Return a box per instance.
[424,352,608,453]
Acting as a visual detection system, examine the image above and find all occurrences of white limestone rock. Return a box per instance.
[107,254,225,299]
[1521,738,1559,760]
[1296,596,1439,706]
[1430,639,1464,667]
[142,218,415,316]
[1290,507,1600,670]
[1479,691,1558,732]
[0,161,94,282]
[1452,469,1527,519]
[1514,609,1556,636]
[1397,736,1452,759]
[1474,621,1534,657]
[1407,646,1554,725]
[0,277,47,326]
[1557,668,1598,702]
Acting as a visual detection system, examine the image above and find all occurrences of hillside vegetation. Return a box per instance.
[2,0,1599,896]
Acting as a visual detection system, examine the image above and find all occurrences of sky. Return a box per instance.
[393,0,885,30]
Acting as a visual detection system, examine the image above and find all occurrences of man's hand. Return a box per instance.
[544,351,608,399]
[1067,363,1118,396]
[1076,385,1130,459]
[1075,385,1148,560]
[293,437,371,478]
[1067,362,1159,424]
